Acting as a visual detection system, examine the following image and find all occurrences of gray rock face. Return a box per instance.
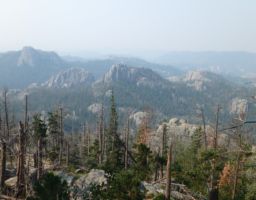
[183,70,211,91]
[102,64,165,87]
[74,169,106,188]
[150,118,231,152]
[142,181,202,200]
[88,103,102,114]
[0,46,66,88]
[43,68,95,88]
[71,169,107,200]
[17,46,63,67]
[54,171,75,186]
[230,98,248,120]
[130,111,149,126]
[169,70,228,91]
[151,118,199,148]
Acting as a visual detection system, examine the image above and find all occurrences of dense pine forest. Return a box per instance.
[0,88,255,200]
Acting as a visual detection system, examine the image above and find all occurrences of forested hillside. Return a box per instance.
[0,48,256,200]
[0,88,256,200]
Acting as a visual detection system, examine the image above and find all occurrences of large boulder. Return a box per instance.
[53,171,76,186]
[70,169,107,200]
[142,181,201,200]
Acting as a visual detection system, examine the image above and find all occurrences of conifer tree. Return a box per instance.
[32,114,47,180]
[105,91,124,171]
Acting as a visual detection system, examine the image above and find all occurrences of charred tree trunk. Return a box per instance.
[165,144,173,200]
[66,141,69,167]
[87,127,90,156]
[24,95,28,131]
[154,151,160,181]
[98,104,104,164]
[200,107,207,150]
[161,124,167,157]
[232,153,240,200]
[79,131,83,159]
[102,123,106,162]
[24,95,28,158]
[232,131,242,200]
[83,122,86,157]
[209,105,220,200]
[0,111,2,138]
[209,189,219,200]
[98,124,102,165]
[160,124,167,178]
[59,107,63,165]
[214,105,220,149]
[3,89,9,141]
[16,122,26,198]
[33,152,38,168]
[124,119,130,169]
[0,140,6,190]
[37,138,43,180]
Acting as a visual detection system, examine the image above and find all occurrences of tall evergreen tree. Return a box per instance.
[105,91,124,171]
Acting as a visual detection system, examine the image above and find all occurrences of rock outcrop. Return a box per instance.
[43,68,95,88]
[101,64,167,88]
[150,118,231,152]
[70,169,107,200]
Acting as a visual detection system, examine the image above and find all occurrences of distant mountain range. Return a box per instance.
[0,47,67,88]
[1,47,255,129]
[154,51,256,78]
[0,47,180,88]
[8,63,252,129]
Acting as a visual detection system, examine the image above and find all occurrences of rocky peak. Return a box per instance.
[103,64,136,82]
[169,70,226,91]
[230,98,248,120]
[183,70,212,91]
[102,64,165,87]
[183,71,211,82]
[17,46,63,67]
[17,46,37,66]
[42,68,95,88]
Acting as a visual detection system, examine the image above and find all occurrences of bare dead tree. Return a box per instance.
[160,123,167,178]
[214,105,220,150]
[231,128,242,200]
[200,107,207,150]
[37,138,43,180]
[24,95,28,129]
[124,118,130,169]
[83,122,86,156]
[87,126,91,156]
[0,110,2,138]
[33,152,38,169]
[165,143,173,200]
[66,140,69,167]
[98,104,104,164]
[154,149,160,181]
[0,139,6,190]
[59,107,63,165]
[3,88,9,140]
[16,122,26,198]
[24,95,28,156]
[79,130,83,159]
[161,124,167,157]
[209,105,221,200]
[101,104,105,164]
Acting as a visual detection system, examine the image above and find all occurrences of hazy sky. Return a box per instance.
[1,0,256,55]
